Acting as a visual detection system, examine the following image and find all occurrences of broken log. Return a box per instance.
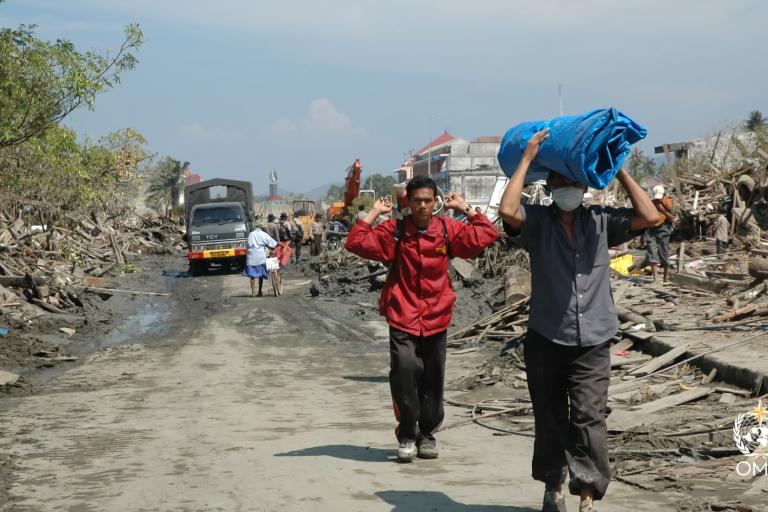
[711,304,757,323]
[628,343,691,377]
[82,286,171,297]
[0,275,47,288]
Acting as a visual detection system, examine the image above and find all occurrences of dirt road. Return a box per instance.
[0,264,681,511]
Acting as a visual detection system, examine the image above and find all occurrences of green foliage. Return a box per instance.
[145,156,183,214]
[745,110,767,133]
[0,125,148,219]
[351,195,374,211]
[0,23,143,148]
[361,173,396,198]
[60,244,82,266]
[120,262,139,274]
[625,148,658,182]
[325,183,345,202]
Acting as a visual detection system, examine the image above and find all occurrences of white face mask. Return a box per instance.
[551,186,584,212]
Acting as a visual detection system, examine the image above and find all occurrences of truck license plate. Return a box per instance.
[205,249,235,258]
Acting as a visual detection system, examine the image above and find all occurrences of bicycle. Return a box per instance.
[266,257,282,296]
[266,241,292,297]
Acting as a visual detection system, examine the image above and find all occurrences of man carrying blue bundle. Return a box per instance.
[499,130,658,512]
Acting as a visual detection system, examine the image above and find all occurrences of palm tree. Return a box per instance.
[745,110,767,132]
[146,157,183,216]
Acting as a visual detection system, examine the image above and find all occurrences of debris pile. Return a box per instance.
[0,212,184,390]
[0,212,183,321]
[445,270,768,511]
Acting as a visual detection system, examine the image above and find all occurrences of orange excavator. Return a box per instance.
[327,159,363,222]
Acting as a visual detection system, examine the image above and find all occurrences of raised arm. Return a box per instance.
[443,193,499,258]
[345,197,396,263]
[498,129,550,229]
[615,169,661,230]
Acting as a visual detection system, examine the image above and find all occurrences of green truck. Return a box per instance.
[184,179,254,276]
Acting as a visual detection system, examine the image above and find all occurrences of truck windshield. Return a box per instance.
[191,206,243,226]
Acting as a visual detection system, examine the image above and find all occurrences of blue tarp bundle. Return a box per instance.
[497,108,647,190]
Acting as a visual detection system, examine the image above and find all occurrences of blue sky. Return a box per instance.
[2,0,765,193]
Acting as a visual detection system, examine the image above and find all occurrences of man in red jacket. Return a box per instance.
[345,175,499,462]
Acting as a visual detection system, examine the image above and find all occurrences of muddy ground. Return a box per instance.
[0,253,690,512]
[0,256,214,395]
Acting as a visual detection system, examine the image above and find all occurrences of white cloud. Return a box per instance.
[303,98,365,136]
[265,98,366,139]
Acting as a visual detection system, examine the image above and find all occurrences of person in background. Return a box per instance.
[292,216,304,263]
[712,213,729,255]
[498,129,659,512]
[266,214,281,243]
[645,185,676,283]
[279,213,293,248]
[356,204,368,222]
[244,218,277,297]
[345,175,499,463]
[310,214,324,256]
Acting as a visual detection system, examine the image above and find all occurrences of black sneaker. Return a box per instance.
[416,436,438,459]
[542,490,567,512]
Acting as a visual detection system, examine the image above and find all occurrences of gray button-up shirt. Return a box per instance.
[509,204,636,347]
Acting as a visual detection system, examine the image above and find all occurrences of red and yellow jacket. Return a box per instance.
[345,215,499,336]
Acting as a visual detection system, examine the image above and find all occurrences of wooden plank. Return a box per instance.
[613,281,631,303]
[629,387,712,414]
[611,339,634,353]
[611,353,652,369]
[713,386,752,397]
[628,343,691,376]
[609,380,649,396]
[669,272,727,294]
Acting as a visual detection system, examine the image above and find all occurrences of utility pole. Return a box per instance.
[558,84,564,116]
[428,113,435,176]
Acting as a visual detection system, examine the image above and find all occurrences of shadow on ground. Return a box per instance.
[376,491,538,512]
[275,444,394,462]
[343,375,389,383]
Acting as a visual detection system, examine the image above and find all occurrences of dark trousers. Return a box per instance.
[293,239,302,261]
[645,222,671,268]
[389,327,447,442]
[311,234,323,256]
[524,330,611,500]
[716,239,728,254]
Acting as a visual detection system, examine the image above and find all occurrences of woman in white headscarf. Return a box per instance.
[244,219,277,297]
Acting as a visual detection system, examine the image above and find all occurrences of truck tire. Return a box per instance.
[189,261,207,277]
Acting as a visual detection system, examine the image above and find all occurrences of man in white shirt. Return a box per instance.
[245,219,277,297]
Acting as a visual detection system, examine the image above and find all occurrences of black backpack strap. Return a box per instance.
[439,217,453,259]
[389,218,405,271]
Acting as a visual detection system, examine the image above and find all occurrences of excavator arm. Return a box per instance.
[344,159,362,208]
